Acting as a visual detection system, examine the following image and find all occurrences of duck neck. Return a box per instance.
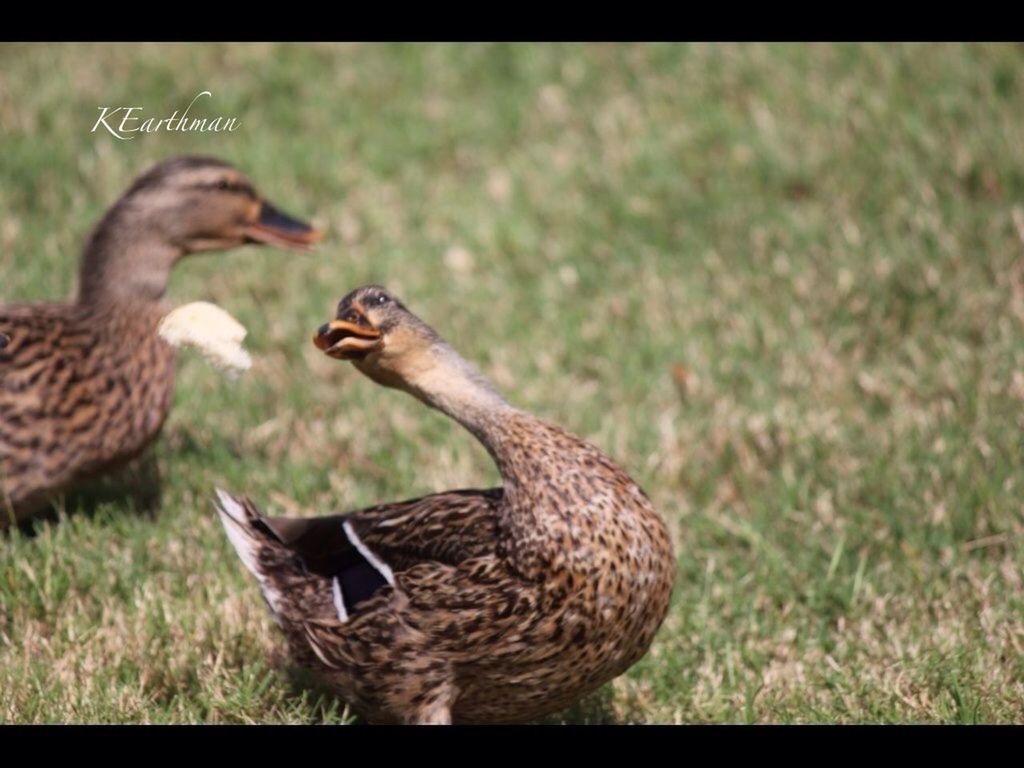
[400,342,527,475]
[77,204,182,306]
[396,340,580,579]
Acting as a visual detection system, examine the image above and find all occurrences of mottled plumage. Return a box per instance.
[0,300,175,525]
[0,156,318,527]
[217,285,675,724]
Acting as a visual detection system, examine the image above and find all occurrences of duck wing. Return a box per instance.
[241,487,504,574]
[216,487,555,682]
[216,487,504,615]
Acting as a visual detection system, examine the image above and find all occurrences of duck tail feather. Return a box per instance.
[214,488,268,577]
[214,487,292,621]
[214,488,347,626]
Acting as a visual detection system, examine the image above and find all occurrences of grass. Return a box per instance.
[1,42,1023,723]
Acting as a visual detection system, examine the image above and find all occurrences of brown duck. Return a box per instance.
[0,156,320,527]
[215,285,675,724]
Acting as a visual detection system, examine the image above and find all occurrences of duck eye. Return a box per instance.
[216,179,231,191]
[374,294,390,306]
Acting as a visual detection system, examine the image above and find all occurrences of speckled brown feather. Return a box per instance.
[217,288,676,724]
[0,301,175,525]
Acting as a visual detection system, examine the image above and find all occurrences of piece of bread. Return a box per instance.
[158,302,253,378]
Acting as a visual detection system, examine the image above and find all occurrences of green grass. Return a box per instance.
[2,42,1024,723]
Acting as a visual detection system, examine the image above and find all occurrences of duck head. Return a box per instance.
[313,284,507,418]
[78,155,322,303]
[313,285,442,391]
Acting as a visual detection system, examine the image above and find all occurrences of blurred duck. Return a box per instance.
[0,156,320,527]
[215,285,675,724]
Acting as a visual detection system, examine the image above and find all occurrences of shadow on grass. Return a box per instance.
[284,666,361,725]
[534,685,621,725]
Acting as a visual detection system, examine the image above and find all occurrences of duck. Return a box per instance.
[215,284,675,724]
[0,156,320,528]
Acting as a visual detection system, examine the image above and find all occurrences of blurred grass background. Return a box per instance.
[1,42,1023,723]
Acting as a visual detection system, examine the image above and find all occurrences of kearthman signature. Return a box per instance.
[91,91,240,141]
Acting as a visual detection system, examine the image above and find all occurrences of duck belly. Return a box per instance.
[451,592,670,722]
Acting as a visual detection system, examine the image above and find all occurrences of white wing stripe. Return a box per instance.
[331,576,349,623]
[342,520,396,587]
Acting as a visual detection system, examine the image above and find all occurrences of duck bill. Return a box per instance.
[244,201,322,250]
[313,318,383,360]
